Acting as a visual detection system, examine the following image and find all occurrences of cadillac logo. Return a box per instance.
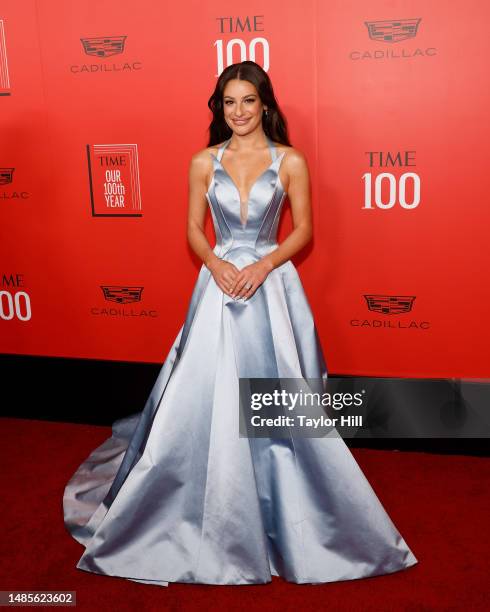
[365,19,421,43]
[364,294,416,315]
[101,286,144,304]
[81,36,127,58]
[0,168,14,185]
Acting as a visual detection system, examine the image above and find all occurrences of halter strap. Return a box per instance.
[267,136,278,161]
[216,136,277,162]
[216,140,227,162]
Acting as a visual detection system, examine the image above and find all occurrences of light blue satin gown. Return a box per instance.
[63,136,418,586]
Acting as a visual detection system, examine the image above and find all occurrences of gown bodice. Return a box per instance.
[206,135,287,260]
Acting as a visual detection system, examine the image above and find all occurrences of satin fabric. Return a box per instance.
[63,136,418,586]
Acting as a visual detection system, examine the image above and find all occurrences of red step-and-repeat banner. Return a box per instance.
[1,1,488,377]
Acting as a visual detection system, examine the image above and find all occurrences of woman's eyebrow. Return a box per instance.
[223,94,256,99]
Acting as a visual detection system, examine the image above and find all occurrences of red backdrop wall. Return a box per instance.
[1,1,488,378]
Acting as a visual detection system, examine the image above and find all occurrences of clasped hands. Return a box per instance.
[208,257,274,301]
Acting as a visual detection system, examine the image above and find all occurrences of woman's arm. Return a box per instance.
[186,151,218,268]
[261,148,313,271]
[186,151,239,296]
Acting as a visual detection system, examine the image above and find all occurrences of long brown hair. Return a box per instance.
[207,61,291,147]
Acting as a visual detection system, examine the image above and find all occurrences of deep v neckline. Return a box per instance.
[210,137,283,229]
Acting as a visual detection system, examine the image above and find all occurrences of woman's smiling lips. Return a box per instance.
[233,119,250,125]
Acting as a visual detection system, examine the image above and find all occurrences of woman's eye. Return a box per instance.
[224,99,255,105]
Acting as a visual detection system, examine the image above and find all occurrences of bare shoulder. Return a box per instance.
[204,141,229,157]
[190,142,229,168]
[272,142,309,173]
[189,145,219,182]
[274,142,307,170]
[188,142,228,191]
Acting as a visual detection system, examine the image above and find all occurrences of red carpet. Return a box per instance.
[0,417,488,611]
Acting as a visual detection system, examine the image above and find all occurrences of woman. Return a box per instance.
[63,61,418,586]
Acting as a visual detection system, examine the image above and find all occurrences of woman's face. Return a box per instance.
[222,79,267,135]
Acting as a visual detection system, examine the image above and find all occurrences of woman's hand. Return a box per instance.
[229,258,274,301]
[207,259,240,297]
